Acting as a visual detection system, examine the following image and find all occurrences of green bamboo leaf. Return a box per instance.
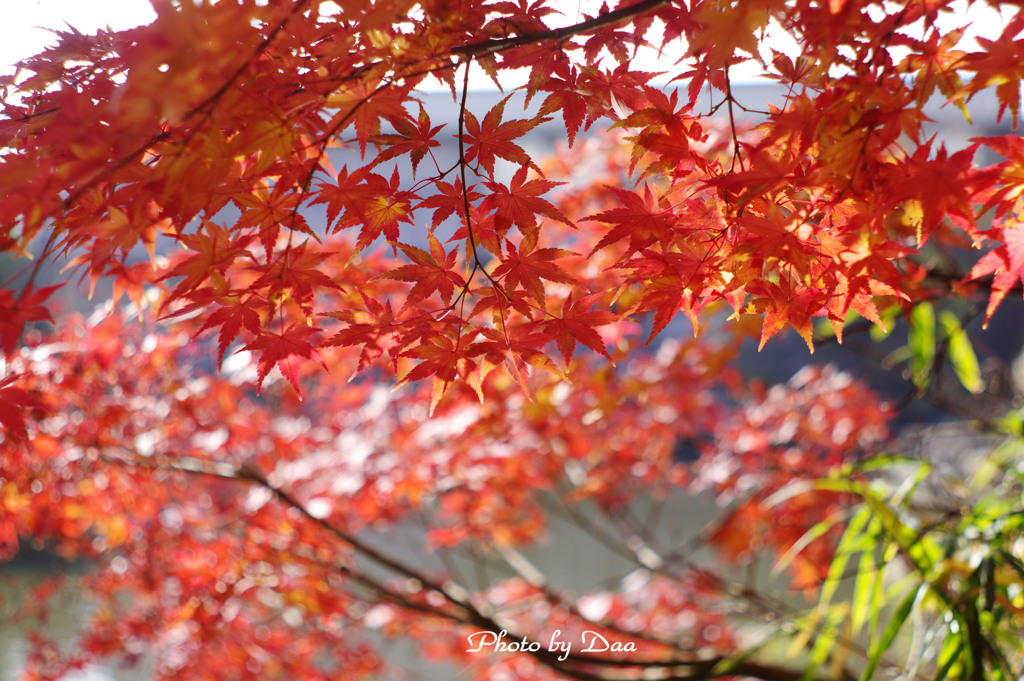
[802,604,849,681]
[908,302,935,388]
[859,584,924,681]
[940,310,983,394]
[847,453,924,474]
[819,505,873,607]
[868,536,885,639]
[890,459,931,507]
[859,485,941,574]
[970,439,1019,491]
[933,633,964,681]
[994,407,1024,438]
[850,522,882,635]
[788,507,873,665]
[987,635,1014,681]
[771,507,853,576]
[869,321,893,342]
[763,477,865,509]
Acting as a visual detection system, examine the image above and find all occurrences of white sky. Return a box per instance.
[0,0,1014,89]
[0,0,156,70]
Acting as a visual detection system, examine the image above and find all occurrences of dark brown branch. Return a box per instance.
[454,58,508,302]
[97,452,852,681]
[451,0,672,58]
[724,68,744,171]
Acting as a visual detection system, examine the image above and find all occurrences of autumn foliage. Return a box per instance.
[3,0,1024,679]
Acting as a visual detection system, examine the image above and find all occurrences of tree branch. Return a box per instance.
[96,451,848,681]
[451,0,673,58]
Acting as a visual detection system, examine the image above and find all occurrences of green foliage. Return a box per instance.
[940,311,984,395]
[908,303,937,390]
[785,441,1024,680]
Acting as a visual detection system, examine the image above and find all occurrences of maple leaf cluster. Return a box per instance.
[2,0,1024,680]
[1,304,888,681]
[0,0,1021,408]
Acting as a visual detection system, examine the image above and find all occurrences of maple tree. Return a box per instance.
[4,0,1024,679]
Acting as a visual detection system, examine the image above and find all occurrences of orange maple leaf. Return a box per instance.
[323,293,410,376]
[541,292,618,364]
[194,297,263,367]
[0,375,46,443]
[379,234,465,311]
[464,97,547,177]
[482,167,570,238]
[243,324,326,397]
[586,184,677,260]
[748,278,824,352]
[398,331,486,415]
[0,283,62,356]
[492,233,578,308]
[969,224,1024,326]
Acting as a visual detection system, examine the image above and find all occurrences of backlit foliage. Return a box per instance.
[3,0,1024,680]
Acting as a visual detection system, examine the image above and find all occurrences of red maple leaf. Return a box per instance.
[0,283,62,356]
[416,180,484,229]
[975,135,1024,218]
[482,166,570,238]
[234,182,315,255]
[356,167,416,253]
[478,322,564,396]
[622,246,725,342]
[158,221,255,300]
[469,283,537,323]
[539,75,588,146]
[0,375,45,443]
[313,166,384,232]
[541,292,618,364]
[449,209,504,257]
[368,103,444,176]
[615,87,700,176]
[323,293,410,375]
[324,77,415,154]
[398,330,486,415]
[963,15,1024,128]
[463,97,548,177]
[379,234,465,311]
[314,167,416,254]
[895,140,984,240]
[194,296,263,367]
[491,233,578,308]
[249,243,343,314]
[969,224,1024,326]
[585,184,677,259]
[243,324,326,397]
[748,278,825,352]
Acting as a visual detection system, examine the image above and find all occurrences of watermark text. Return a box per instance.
[466,629,637,662]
